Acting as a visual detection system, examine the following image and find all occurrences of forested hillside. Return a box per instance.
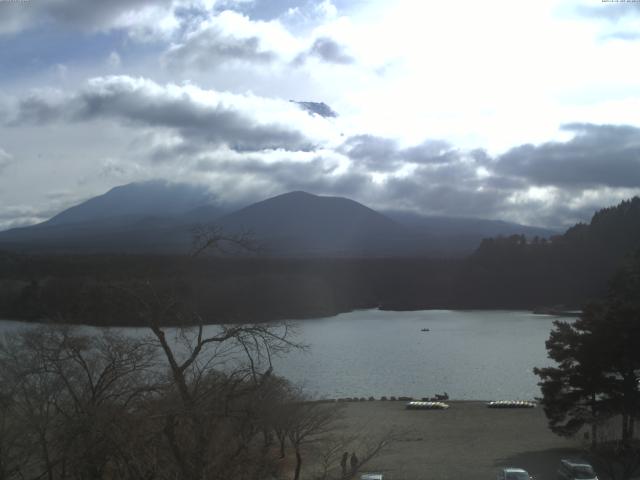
[1,198,639,325]
[0,254,457,325]
[455,197,640,308]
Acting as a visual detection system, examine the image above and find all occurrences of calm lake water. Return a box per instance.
[273,309,566,400]
[0,309,570,400]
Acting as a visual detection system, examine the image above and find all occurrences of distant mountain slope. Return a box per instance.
[0,182,558,257]
[46,180,214,226]
[1,189,424,256]
[384,210,556,255]
[0,181,226,253]
[217,191,423,256]
[0,215,191,254]
[385,211,555,238]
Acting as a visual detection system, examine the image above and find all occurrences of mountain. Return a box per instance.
[0,182,556,257]
[383,210,557,255]
[385,211,555,238]
[46,180,214,226]
[0,181,227,253]
[1,189,422,256]
[215,191,422,256]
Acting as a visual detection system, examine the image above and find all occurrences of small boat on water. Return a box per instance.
[420,328,430,332]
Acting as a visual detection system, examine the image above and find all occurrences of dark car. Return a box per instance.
[558,459,598,480]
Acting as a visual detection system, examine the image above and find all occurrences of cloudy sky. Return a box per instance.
[1,0,640,230]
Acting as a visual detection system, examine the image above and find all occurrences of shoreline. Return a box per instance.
[0,306,579,328]
[316,398,540,404]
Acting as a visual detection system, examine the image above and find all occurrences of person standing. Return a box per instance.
[340,451,348,477]
[350,452,359,474]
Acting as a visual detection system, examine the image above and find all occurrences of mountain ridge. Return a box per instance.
[0,181,556,257]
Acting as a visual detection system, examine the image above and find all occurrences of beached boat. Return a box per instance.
[406,401,449,410]
[487,400,536,409]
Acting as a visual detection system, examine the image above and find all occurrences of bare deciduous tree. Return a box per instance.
[0,226,394,480]
[0,326,159,480]
[190,224,261,258]
[284,396,345,480]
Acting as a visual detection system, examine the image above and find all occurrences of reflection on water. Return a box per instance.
[0,309,569,400]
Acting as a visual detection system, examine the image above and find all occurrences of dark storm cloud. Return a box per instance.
[339,135,399,171]
[308,37,354,64]
[294,36,354,65]
[483,175,527,191]
[292,101,338,118]
[496,123,640,188]
[383,174,506,219]
[340,135,460,172]
[7,77,315,153]
[10,94,62,126]
[469,148,491,163]
[401,140,457,165]
[0,0,173,33]
[164,29,277,71]
[337,126,640,228]
[149,142,204,164]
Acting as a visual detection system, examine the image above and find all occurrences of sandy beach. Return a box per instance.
[335,400,583,480]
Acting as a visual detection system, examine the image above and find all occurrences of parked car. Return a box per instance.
[558,459,598,480]
[360,474,383,480]
[497,467,533,480]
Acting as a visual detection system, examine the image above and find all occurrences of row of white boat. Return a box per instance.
[405,400,537,410]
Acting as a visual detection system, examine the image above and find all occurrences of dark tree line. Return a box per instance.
[535,250,640,480]
[0,255,458,326]
[457,197,640,309]
[3,197,640,325]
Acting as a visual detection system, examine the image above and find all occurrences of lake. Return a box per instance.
[0,309,570,400]
[273,309,565,400]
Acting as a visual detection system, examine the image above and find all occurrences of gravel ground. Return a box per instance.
[336,400,584,480]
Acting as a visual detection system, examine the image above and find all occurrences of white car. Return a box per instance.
[497,467,532,480]
[558,459,598,480]
[360,474,383,480]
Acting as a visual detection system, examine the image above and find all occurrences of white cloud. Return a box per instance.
[162,10,299,71]
[0,0,172,35]
[2,0,640,230]
[6,75,339,151]
[0,0,249,38]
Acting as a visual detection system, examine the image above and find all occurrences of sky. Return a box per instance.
[1,0,640,230]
